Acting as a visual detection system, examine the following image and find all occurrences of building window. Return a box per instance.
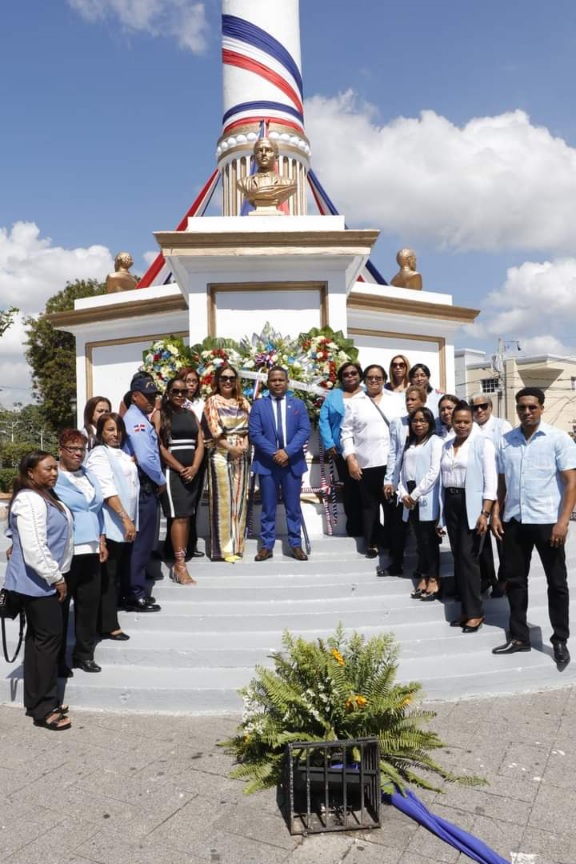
[481,378,498,394]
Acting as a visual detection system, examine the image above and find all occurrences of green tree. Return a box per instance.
[24,279,106,430]
[0,306,18,338]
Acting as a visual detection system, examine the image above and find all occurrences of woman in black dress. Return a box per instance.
[159,377,205,584]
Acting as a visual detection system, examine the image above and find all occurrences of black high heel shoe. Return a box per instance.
[420,578,442,601]
[462,618,484,633]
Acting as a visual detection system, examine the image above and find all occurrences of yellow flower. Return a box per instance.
[244,733,251,743]
[331,649,345,666]
[345,694,368,712]
[399,695,413,708]
[356,695,368,707]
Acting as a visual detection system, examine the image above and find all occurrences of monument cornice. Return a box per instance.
[47,293,188,329]
[348,292,479,324]
[155,229,380,256]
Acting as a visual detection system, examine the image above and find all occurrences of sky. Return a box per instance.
[2,0,576,407]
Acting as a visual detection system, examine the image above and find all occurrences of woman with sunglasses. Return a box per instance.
[385,355,411,393]
[318,361,364,537]
[158,377,205,583]
[398,408,442,599]
[435,394,459,441]
[341,364,391,558]
[4,451,73,730]
[438,402,497,632]
[408,363,444,416]
[202,365,251,562]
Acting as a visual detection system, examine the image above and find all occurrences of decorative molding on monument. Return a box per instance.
[207,281,328,337]
[347,292,479,324]
[84,331,189,400]
[47,294,188,329]
[155,229,380,255]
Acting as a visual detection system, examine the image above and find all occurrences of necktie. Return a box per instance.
[275,398,285,449]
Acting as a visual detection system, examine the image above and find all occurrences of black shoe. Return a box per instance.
[100,631,130,641]
[148,572,165,581]
[450,619,466,627]
[490,583,507,598]
[74,659,101,673]
[191,549,205,558]
[462,618,484,633]
[553,643,570,669]
[124,597,161,612]
[57,665,73,679]
[146,596,156,604]
[365,547,378,559]
[492,640,531,655]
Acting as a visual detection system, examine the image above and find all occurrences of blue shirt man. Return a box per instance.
[492,387,576,667]
[123,378,166,611]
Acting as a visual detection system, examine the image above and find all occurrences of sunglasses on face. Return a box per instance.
[366,376,383,382]
[170,388,187,396]
[220,376,236,382]
[392,362,406,368]
[472,403,490,411]
[342,371,359,377]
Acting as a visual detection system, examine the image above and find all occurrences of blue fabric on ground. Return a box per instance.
[384,788,509,864]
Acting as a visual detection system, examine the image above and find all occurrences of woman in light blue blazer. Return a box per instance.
[397,408,443,599]
[318,361,364,537]
[55,429,107,675]
[438,403,497,633]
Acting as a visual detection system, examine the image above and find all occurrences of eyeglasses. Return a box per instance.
[342,370,359,377]
[170,388,187,395]
[392,362,406,368]
[472,403,490,411]
[186,380,198,387]
[220,376,236,382]
[366,376,384,382]
[62,446,86,454]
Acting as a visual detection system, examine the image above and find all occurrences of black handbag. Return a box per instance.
[0,589,25,664]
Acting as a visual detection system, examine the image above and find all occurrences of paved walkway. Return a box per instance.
[0,687,574,864]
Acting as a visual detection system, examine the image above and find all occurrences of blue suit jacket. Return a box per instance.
[249,395,311,476]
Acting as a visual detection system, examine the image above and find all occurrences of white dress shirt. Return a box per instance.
[10,491,74,584]
[341,392,391,468]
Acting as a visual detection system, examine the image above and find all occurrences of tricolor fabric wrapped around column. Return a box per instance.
[218,0,311,216]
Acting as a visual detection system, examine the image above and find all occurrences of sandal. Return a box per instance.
[170,549,196,585]
[420,578,441,601]
[33,710,71,731]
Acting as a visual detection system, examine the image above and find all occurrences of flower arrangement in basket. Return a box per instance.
[188,337,242,398]
[140,336,193,390]
[298,328,359,420]
[221,625,484,795]
[237,322,308,401]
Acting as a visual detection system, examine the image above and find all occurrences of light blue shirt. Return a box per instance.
[124,404,166,487]
[498,421,576,524]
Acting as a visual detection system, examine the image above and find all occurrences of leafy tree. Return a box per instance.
[24,279,106,430]
[0,306,17,338]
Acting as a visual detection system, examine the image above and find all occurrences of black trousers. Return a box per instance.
[409,509,439,578]
[59,553,101,664]
[100,540,131,634]
[444,490,484,620]
[130,489,158,600]
[21,593,62,721]
[334,454,363,537]
[357,465,387,548]
[502,518,569,644]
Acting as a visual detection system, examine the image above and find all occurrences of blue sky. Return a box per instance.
[2,0,576,404]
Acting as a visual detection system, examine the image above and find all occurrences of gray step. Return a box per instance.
[2,530,576,714]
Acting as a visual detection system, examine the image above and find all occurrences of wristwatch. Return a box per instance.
[480,510,491,518]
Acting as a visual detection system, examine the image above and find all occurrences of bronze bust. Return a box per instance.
[391,248,423,290]
[237,138,297,214]
[106,252,138,293]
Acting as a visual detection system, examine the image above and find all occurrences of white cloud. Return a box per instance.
[0,222,113,314]
[68,0,208,53]
[305,92,576,253]
[484,258,576,340]
[0,223,115,404]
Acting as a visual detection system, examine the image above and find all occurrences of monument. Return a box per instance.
[390,248,423,291]
[49,0,479,536]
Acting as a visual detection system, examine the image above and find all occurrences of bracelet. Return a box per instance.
[480,510,491,518]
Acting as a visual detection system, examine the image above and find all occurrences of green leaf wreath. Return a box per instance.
[221,626,484,796]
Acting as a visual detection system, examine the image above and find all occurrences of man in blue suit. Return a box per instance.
[249,366,311,561]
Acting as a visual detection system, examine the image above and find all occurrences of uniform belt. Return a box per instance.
[446,487,464,495]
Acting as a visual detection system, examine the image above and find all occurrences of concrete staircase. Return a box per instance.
[2,531,576,714]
